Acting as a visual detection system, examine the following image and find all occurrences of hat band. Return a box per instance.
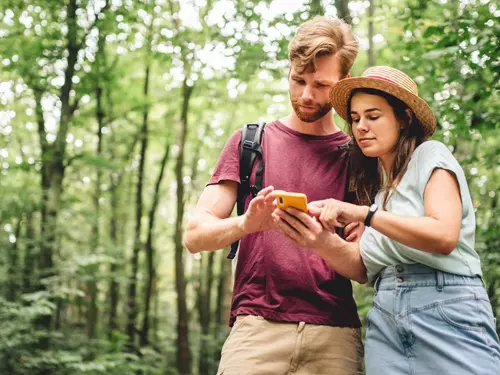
[366,75,399,86]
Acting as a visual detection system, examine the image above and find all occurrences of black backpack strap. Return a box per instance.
[338,137,355,199]
[338,138,354,238]
[227,121,266,260]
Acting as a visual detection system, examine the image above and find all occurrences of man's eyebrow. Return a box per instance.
[315,80,334,85]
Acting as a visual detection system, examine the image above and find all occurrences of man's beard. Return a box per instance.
[291,100,331,123]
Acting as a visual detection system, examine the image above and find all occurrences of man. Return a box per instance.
[184,16,363,375]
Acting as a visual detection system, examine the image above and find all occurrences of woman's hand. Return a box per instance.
[308,198,368,232]
[272,207,337,251]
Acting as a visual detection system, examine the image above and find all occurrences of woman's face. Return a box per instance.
[350,92,402,161]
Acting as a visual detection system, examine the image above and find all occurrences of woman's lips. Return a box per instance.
[358,138,375,145]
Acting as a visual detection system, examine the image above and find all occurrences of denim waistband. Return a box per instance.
[375,263,484,291]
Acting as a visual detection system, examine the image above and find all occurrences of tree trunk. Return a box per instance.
[140,131,171,346]
[198,252,215,375]
[23,211,36,293]
[86,83,105,339]
[7,219,22,301]
[335,0,351,24]
[174,78,194,375]
[367,0,376,66]
[86,19,109,340]
[35,1,79,343]
[153,279,160,343]
[215,252,232,328]
[214,251,232,364]
[107,94,141,339]
[108,183,120,337]
[126,62,151,348]
[107,84,120,338]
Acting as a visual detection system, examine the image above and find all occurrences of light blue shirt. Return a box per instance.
[360,140,482,284]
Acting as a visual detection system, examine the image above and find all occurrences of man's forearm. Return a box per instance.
[316,236,368,284]
[184,214,246,253]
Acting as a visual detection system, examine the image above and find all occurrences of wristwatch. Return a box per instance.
[364,204,378,227]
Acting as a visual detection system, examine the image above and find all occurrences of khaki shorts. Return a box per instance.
[217,315,364,375]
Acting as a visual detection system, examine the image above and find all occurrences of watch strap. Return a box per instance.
[364,204,378,227]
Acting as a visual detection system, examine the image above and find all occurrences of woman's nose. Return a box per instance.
[356,118,368,132]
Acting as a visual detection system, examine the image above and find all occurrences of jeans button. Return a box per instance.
[396,265,404,273]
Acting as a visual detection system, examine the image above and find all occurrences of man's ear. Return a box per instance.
[345,72,351,79]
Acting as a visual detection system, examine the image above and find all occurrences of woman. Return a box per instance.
[272,66,500,374]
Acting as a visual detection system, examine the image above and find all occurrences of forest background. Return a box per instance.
[0,0,498,374]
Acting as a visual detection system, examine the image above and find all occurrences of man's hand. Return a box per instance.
[240,186,278,235]
[272,206,368,284]
[344,222,365,243]
[272,206,336,251]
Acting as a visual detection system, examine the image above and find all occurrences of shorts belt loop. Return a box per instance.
[436,270,444,292]
[373,276,382,293]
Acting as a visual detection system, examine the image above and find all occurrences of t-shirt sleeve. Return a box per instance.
[416,141,463,197]
[207,129,241,185]
[359,230,385,284]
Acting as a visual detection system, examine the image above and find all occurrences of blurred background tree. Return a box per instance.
[0,0,498,374]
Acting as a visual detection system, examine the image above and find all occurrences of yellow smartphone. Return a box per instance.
[274,190,308,212]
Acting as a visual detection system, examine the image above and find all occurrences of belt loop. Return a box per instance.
[373,276,382,294]
[479,276,486,288]
[436,271,444,292]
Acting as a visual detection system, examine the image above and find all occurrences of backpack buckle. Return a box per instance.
[338,142,352,151]
[337,138,353,151]
[250,185,259,197]
[243,140,255,149]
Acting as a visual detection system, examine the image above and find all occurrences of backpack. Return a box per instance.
[227,121,353,260]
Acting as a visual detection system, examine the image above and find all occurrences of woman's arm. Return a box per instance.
[370,168,462,255]
[272,208,368,284]
[311,168,462,256]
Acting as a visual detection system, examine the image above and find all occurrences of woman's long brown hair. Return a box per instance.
[346,88,427,209]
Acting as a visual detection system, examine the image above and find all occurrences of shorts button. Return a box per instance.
[396,265,404,273]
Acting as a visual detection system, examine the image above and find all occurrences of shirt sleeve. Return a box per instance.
[416,141,463,197]
[207,129,242,186]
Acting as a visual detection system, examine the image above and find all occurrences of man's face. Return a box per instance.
[289,54,343,123]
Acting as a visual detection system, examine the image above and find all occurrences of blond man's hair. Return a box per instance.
[288,16,359,78]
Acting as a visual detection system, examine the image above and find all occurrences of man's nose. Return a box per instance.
[301,85,314,102]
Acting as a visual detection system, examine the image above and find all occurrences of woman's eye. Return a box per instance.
[352,118,360,123]
[369,116,379,121]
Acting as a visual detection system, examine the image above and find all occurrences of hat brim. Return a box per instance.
[330,77,437,139]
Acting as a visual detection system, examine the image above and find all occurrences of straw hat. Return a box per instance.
[330,66,437,139]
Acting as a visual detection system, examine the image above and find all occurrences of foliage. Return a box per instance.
[0,0,498,374]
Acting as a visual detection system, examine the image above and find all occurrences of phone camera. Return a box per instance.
[278,197,284,204]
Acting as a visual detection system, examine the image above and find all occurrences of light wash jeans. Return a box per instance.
[365,263,500,375]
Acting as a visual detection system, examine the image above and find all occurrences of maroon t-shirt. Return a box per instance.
[209,120,361,328]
